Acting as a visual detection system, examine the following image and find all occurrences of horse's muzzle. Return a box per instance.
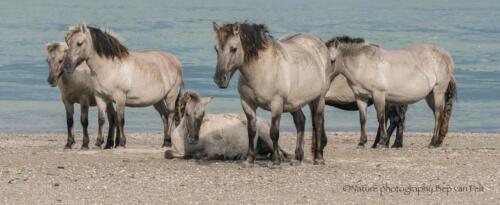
[214,72,231,89]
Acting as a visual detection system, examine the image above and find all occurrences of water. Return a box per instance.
[1,0,499,133]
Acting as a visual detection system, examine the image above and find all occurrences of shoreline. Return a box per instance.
[0,132,498,204]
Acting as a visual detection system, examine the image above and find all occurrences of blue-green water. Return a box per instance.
[1,0,499,133]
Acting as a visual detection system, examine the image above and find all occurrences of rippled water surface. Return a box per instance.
[1,0,499,133]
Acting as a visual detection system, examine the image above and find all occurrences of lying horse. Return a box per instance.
[325,36,408,148]
[62,24,183,148]
[165,91,289,160]
[327,36,457,148]
[45,42,116,149]
[212,22,332,165]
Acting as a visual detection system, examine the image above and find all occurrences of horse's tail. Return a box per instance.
[437,75,457,146]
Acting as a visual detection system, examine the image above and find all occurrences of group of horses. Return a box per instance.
[46,22,456,166]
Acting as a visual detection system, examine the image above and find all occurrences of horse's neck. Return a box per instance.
[239,46,277,86]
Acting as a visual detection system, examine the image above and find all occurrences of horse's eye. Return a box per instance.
[230,47,237,53]
[58,59,63,64]
[214,46,218,53]
[77,42,83,47]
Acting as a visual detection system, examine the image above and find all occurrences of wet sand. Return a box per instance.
[0,132,498,204]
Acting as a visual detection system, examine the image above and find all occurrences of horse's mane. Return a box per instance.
[215,22,271,62]
[325,35,365,48]
[65,24,129,59]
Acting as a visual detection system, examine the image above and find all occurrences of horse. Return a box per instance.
[212,22,332,166]
[326,36,457,148]
[61,24,183,148]
[45,42,116,149]
[324,36,408,148]
[165,91,290,160]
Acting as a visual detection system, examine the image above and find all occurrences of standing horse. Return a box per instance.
[212,22,332,166]
[45,42,116,149]
[61,24,183,148]
[326,36,457,147]
[325,36,408,148]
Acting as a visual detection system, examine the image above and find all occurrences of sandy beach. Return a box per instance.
[0,132,498,204]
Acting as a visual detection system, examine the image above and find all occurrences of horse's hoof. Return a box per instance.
[290,160,302,166]
[391,144,403,148]
[164,150,174,159]
[313,159,325,165]
[242,161,254,168]
[357,144,365,149]
[427,144,440,149]
[80,146,89,150]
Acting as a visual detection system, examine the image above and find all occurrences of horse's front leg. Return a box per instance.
[115,96,127,148]
[63,100,75,149]
[241,98,257,167]
[270,108,283,166]
[290,110,305,164]
[373,93,388,147]
[94,96,107,148]
[79,99,90,150]
[356,99,368,148]
[105,102,117,149]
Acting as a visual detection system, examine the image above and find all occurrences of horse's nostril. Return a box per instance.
[223,76,227,82]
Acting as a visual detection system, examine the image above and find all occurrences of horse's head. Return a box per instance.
[177,91,213,144]
[62,24,129,74]
[325,36,366,70]
[62,24,93,74]
[212,22,269,88]
[45,42,68,87]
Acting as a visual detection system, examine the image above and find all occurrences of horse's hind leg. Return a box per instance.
[80,100,90,150]
[291,109,305,163]
[309,97,327,165]
[392,105,407,148]
[63,101,75,149]
[427,90,445,147]
[154,96,175,147]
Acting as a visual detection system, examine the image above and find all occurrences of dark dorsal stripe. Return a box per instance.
[87,26,129,59]
[325,35,365,48]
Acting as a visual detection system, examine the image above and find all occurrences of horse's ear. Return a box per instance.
[232,23,240,35]
[45,42,58,53]
[333,39,340,48]
[200,96,213,105]
[80,23,87,33]
[212,22,220,32]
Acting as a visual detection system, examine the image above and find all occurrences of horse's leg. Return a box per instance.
[63,101,75,149]
[428,92,445,147]
[373,93,388,147]
[80,100,90,150]
[356,99,368,148]
[392,105,407,148]
[290,109,305,164]
[310,97,326,165]
[153,99,173,147]
[104,102,117,149]
[241,98,257,167]
[373,106,391,148]
[115,96,126,148]
[94,97,106,148]
[385,105,398,146]
[164,91,178,147]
